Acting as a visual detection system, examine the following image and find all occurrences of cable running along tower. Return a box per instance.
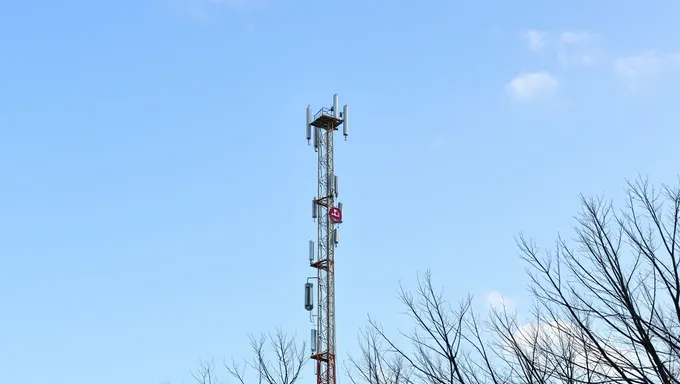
[304,94,348,384]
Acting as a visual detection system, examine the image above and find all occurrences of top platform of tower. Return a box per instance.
[311,107,343,130]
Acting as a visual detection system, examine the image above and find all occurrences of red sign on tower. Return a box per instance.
[329,207,342,223]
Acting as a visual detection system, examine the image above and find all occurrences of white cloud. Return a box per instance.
[166,0,257,18]
[522,30,678,76]
[523,30,594,51]
[557,31,600,68]
[486,291,514,310]
[521,30,600,68]
[506,320,649,378]
[614,51,662,78]
[560,31,592,44]
[612,52,680,94]
[506,72,558,101]
[206,0,251,5]
[431,133,450,150]
[559,53,595,67]
[670,53,680,65]
[524,30,547,51]
[515,29,680,95]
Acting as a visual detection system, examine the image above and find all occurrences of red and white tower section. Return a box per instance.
[303,94,348,384]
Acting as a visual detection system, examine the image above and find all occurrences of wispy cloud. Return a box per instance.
[506,72,559,102]
[612,50,680,79]
[560,31,592,44]
[486,291,515,310]
[614,51,662,78]
[205,0,252,6]
[522,30,601,68]
[523,30,594,48]
[524,30,547,52]
[524,29,680,77]
[515,29,680,96]
[165,0,258,21]
[558,31,600,67]
[670,53,680,65]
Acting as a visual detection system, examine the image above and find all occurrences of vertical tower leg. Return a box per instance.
[313,122,336,384]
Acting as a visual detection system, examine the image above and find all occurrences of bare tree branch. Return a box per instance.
[225,330,307,384]
[360,177,680,384]
[192,359,223,384]
[365,270,508,384]
[518,176,680,384]
[345,327,413,384]
[190,330,306,384]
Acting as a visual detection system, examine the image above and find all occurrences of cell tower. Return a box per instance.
[303,94,348,384]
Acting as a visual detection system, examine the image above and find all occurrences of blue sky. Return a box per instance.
[2,0,680,383]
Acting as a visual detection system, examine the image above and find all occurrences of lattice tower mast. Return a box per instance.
[303,94,348,384]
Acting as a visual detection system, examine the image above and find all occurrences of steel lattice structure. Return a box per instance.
[304,94,348,384]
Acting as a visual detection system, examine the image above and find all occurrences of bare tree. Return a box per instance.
[345,327,412,384]
[361,177,680,384]
[518,177,680,384]
[362,269,610,384]
[191,329,307,384]
[226,329,307,384]
[193,359,223,384]
[365,270,511,384]
[488,302,610,384]
[489,306,558,384]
